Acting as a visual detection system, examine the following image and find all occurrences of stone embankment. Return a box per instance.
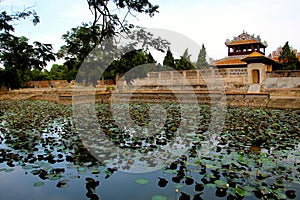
[1,87,300,109]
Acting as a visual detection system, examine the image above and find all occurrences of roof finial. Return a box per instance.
[243,30,245,34]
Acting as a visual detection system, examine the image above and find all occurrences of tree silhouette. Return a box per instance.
[0,10,55,88]
[196,44,209,69]
[163,48,176,69]
[278,41,297,70]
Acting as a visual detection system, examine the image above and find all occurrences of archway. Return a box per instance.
[252,69,260,84]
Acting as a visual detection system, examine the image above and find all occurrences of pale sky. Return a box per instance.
[1,0,299,66]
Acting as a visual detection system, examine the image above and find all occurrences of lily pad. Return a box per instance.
[174,183,183,189]
[34,181,44,187]
[214,180,228,188]
[206,183,216,188]
[235,187,245,196]
[91,169,100,174]
[4,168,15,173]
[135,178,149,185]
[151,195,168,200]
[164,169,176,174]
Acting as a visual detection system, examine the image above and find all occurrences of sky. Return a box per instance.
[1,0,299,67]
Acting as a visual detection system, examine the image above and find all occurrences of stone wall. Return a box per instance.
[267,70,300,77]
[262,77,300,89]
[25,80,69,88]
[127,68,248,90]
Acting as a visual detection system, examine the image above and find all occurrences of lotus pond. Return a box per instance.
[0,100,300,200]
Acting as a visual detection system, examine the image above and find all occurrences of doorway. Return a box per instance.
[252,69,260,84]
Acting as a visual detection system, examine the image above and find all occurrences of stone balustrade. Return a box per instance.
[128,68,248,88]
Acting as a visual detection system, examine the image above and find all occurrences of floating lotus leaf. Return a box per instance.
[214,180,228,188]
[135,178,149,185]
[151,195,167,200]
[174,183,183,189]
[235,187,245,197]
[31,169,41,175]
[205,183,216,188]
[34,181,44,187]
[91,169,100,174]
[4,168,14,173]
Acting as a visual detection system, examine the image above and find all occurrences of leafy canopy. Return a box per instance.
[87,0,159,41]
[278,41,298,70]
[58,0,168,84]
[163,48,176,69]
[196,44,209,69]
[0,8,55,88]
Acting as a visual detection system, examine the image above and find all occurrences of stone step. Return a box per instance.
[248,84,261,93]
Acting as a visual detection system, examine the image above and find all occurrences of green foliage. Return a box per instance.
[0,10,55,88]
[0,69,22,89]
[174,49,195,70]
[196,44,209,69]
[48,64,75,81]
[278,41,298,70]
[58,23,102,71]
[182,48,191,61]
[0,11,40,33]
[163,48,175,69]
[105,49,157,84]
[57,1,167,85]
[175,57,195,70]
[163,48,195,71]
[59,26,168,85]
[87,0,159,41]
[29,69,49,81]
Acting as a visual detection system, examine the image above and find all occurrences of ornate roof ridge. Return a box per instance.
[225,31,268,46]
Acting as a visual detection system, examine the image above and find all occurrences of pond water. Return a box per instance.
[0,100,299,200]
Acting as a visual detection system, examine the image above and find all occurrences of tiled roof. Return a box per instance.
[247,51,265,58]
[242,52,277,64]
[226,39,261,46]
[213,57,247,66]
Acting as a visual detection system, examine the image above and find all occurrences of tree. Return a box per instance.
[147,52,156,64]
[105,49,156,84]
[29,69,49,81]
[182,48,191,61]
[47,64,76,81]
[0,10,55,88]
[175,57,195,70]
[196,44,209,69]
[163,48,176,69]
[174,49,195,70]
[87,0,159,43]
[278,41,298,70]
[57,1,169,85]
[59,24,168,83]
[57,23,101,72]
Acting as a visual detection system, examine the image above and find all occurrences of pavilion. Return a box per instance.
[213,31,276,85]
